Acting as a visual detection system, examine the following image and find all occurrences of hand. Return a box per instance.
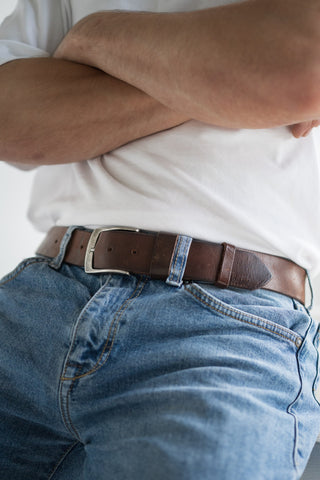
[289,120,320,138]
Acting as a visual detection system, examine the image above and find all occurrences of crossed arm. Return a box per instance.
[0,58,187,165]
[1,0,320,165]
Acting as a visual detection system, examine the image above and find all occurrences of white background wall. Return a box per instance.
[0,0,43,279]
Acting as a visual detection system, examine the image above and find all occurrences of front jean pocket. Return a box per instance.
[0,256,50,287]
[184,282,305,349]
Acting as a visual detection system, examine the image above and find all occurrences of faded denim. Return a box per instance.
[1,230,320,480]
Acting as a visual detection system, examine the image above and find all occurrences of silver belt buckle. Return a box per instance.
[84,226,140,274]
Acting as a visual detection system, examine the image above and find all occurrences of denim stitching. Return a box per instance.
[176,237,191,284]
[291,304,320,407]
[65,369,83,440]
[312,324,320,407]
[89,278,147,370]
[168,236,182,282]
[0,257,49,287]
[286,315,313,469]
[62,278,147,380]
[186,284,301,347]
[287,351,303,470]
[48,441,80,480]
[60,366,84,441]
[186,284,299,342]
[188,283,305,469]
[60,278,114,381]
[61,278,148,381]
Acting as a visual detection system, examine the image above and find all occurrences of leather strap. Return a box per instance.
[36,227,307,304]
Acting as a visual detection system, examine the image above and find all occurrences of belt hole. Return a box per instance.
[107,247,113,252]
[131,249,137,255]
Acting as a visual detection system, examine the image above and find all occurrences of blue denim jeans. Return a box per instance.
[1,231,320,480]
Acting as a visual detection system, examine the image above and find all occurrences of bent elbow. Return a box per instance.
[296,73,320,120]
[0,129,45,166]
[283,43,320,120]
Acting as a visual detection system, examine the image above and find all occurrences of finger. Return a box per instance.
[290,122,311,138]
[302,120,320,136]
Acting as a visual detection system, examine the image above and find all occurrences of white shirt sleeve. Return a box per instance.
[0,0,70,66]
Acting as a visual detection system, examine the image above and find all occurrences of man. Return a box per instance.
[1,0,320,478]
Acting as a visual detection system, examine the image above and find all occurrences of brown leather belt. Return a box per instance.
[36,226,307,304]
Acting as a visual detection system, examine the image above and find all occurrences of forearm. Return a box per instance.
[0,58,186,165]
[55,0,320,129]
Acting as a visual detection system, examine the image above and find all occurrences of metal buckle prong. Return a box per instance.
[84,226,140,274]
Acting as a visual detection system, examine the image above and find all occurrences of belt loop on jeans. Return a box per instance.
[306,271,314,311]
[165,235,193,287]
[48,226,81,270]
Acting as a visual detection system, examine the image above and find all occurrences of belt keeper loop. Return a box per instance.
[216,243,236,288]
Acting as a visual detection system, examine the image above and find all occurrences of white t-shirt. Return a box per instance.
[1,0,320,274]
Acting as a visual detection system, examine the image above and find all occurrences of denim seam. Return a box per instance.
[286,353,303,471]
[168,235,183,282]
[47,441,81,480]
[186,285,301,347]
[0,257,49,287]
[61,278,148,381]
[176,237,191,282]
[59,365,84,441]
[59,277,114,381]
[312,324,320,407]
[292,304,320,406]
[287,315,313,469]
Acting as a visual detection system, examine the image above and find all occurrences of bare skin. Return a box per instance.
[1,0,320,165]
[290,119,320,138]
[54,1,320,129]
[0,58,187,165]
